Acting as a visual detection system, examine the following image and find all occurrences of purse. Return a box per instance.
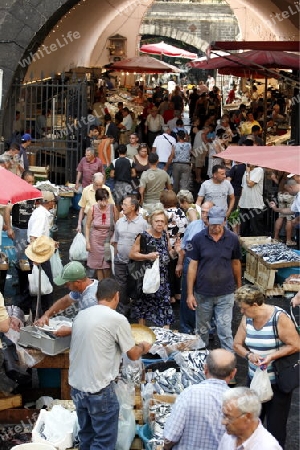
[272,307,300,393]
[127,233,152,299]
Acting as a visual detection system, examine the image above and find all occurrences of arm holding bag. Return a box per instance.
[142,258,160,294]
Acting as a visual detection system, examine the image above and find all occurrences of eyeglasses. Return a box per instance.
[222,413,245,423]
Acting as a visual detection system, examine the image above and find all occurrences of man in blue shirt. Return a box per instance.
[187,206,242,351]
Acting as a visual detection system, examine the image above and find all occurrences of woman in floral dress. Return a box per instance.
[129,209,176,327]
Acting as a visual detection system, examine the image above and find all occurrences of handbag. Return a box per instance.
[272,307,300,393]
[127,233,151,299]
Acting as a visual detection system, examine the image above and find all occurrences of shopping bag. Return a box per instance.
[142,258,160,294]
[250,367,273,402]
[69,232,88,261]
[28,265,53,295]
[50,250,64,279]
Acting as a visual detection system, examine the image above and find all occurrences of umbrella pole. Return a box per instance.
[263,76,268,145]
[35,264,42,322]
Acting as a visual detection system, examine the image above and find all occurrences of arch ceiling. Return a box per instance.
[23,0,299,81]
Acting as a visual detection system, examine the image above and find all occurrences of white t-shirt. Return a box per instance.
[153,133,176,163]
[69,304,135,392]
[27,205,53,241]
[291,192,300,213]
[238,167,265,209]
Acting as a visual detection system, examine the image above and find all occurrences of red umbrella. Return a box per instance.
[187,50,300,75]
[0,167,42,205]
[140,41,197,60]
[110,55,181,73]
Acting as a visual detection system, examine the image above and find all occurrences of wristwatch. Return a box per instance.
[245,351,252,360]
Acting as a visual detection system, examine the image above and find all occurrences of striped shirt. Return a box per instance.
[245,306,285,383]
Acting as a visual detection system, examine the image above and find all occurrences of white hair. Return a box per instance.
[223,387,261,418]
[93,172,104,182]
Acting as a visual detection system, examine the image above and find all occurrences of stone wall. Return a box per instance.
[140,1,239,52]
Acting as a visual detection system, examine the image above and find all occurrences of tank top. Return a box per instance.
[245,306,285,383]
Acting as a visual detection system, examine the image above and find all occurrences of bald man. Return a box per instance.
[164,349,237,450]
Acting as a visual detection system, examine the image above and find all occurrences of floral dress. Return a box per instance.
[131,231,173,326]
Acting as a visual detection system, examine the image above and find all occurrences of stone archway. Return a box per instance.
[140,24,210,52]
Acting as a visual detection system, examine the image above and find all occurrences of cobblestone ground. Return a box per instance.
[3,211,299,449]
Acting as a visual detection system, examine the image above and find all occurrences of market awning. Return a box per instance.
[217,146,300,174]
[208,41,300,52]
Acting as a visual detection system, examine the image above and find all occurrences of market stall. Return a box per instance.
[240,237,300,296]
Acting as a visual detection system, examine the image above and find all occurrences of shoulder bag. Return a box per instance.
[272,307,300,393]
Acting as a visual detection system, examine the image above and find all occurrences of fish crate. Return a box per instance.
[254,261,284,297]
[239,236,274,250]
[134,385,143,425]
[244,252,258,284]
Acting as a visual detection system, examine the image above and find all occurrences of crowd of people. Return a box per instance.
[0,80,299,450]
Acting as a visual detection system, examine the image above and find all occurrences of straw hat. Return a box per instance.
[25,236,55,263]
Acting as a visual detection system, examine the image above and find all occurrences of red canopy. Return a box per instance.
[0,167,42,205]
[140,41,197,60]
[187,50,300,76]
[216,146,300,174]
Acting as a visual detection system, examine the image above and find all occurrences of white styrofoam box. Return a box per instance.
[32,408,76,450]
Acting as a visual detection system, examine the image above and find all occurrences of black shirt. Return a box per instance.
[110,157,134,183]
[12,201,35,229]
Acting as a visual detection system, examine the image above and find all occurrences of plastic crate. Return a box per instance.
[18,326,71,355]
[277,250,300,285]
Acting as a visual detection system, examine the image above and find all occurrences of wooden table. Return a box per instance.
[0,350,70,423]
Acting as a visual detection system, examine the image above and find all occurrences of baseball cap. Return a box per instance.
[21,133,32,141]
[54,261,86,286]
[287,174,295,178]
[208,206,227,225]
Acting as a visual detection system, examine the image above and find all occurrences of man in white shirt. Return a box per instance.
[218,387,282,450]
[152,126,176,174]
[238,165,265,236]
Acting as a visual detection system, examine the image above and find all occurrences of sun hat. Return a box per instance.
[208,206,227,225]
[40,191,55,202]
[54,261,86,286]
[25,236,55,263]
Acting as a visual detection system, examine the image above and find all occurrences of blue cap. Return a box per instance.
[21,133,32,141]
[208,206,227,224]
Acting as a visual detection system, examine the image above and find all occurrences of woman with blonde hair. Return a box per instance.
[129,209,176,327]
[177,189,200,222]
[234,284,300,448]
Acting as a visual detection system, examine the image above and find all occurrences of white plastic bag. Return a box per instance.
[28,265,53,295]
[69,232,88,261]
[143,258,160,294]
[250,367,273,403]
[50,250,64,279]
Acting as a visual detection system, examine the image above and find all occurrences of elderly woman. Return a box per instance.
[234,285,300,448]
[177,189,200,222]
[76,172,114,233]
[160,190,187,303]
[85,188,118,280]
[129,209,175,327]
